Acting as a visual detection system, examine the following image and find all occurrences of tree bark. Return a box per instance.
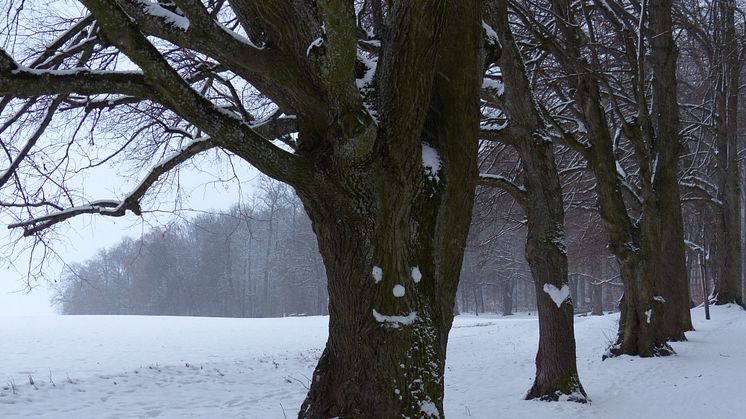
[646,0,693,340]
[297,131,478,418]
[519,140,586,400]
[487,0,587,401]
[296,2,482,416]
[550,0,676,357]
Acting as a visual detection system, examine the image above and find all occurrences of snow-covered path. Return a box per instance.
[1,306,743,418]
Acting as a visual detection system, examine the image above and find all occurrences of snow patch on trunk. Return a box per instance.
[372,266,383,283]
[419,397,439,417]
[543,284,570,308]
[411,266,422,283]
[372,309,417,328]
[356,52,379,124]
[421,143,441,182]
[306,37,324,56]
[482,21,500,47]
[393,285,406,298]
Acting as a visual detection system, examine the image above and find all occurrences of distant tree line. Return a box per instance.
[53,178,327,317]
[54,172,719,320]
[55,174,629,318]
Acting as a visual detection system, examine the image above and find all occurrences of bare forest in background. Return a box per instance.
[56,165,730,319]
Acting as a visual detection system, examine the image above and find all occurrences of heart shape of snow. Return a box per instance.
[543,283,570,308]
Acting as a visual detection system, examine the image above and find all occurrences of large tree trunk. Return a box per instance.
[646,0,693,339]
[296,2,482,416]
[551,0,678,357]
[297,140,477,418]
[609,254,672,357]
[577,73,673,356]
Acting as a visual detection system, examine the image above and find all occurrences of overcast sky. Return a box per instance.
[0,155,260,316]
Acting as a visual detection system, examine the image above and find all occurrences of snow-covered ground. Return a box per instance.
[1,305,743,418]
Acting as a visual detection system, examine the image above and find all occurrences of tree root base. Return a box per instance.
[602,341,675,360]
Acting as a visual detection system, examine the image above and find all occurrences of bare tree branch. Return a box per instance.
[478,172,527,207]
[8,136,217,236]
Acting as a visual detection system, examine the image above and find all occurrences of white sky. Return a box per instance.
[0,155,261,316]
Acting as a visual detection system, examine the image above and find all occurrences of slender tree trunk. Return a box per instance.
[262,203,275,317]
[713,0,743,307]
[487,0,587,401]
[522,181,587,400]
[591,283,603,316]
[569,275,578,312]
[473,285,480,316]
[519,141,586,400]
[502,278,514,315]
[699,253,711,320]
[741,157,745,302]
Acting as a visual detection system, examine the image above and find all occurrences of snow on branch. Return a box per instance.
[136,0,190,31]
[478,173,527,206]
[0,50,152,99]
[479,120,512,143]
[117,0,275,85]
[77,0,306,184]
[8,138,216,237]
[251,116,299,143]
[679,175,722,207]
[684,240,709,257]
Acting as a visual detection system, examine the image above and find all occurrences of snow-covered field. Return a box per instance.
[1,305,743,418]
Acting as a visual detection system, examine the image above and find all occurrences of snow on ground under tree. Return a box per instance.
[1,305,743,418]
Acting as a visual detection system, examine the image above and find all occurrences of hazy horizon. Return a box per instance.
[1,155,260,316]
